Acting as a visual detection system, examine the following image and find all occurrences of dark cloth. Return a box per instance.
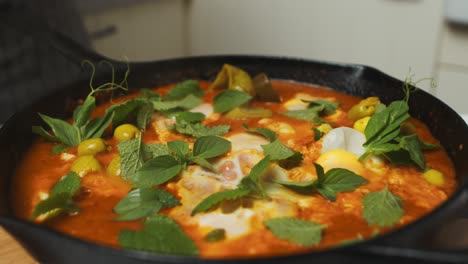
[0,0,90,122]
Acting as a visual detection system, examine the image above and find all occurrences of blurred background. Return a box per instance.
[1,0,468,123]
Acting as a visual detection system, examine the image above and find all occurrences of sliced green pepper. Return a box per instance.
[210,64,255,96]
[225,106,272,120]
[348,97,381,121]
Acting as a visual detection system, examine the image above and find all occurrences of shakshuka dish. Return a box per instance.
[13,64,456,258]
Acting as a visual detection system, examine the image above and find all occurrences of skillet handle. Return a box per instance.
[0,2,109,64]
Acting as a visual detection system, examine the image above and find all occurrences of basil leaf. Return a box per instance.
[106,99,143,128]
[119,214,198,256]
[399,134,425,170]
[191,188,250,215]
[50,172,81,196]
[140,88,161,100]
[364,101,410,146]
[114,188,180,221]
[316,166,368,201]
[192,136,231,159]
[172,112,205,123]
[262,139,299,161]
[281,107,324,125]
[38,113,80,146]
[312,128,323,141]
[32,126,60,143]
[173,121,230,138]
[83,111,115,140]
[73,96,96,128]
[264,217,323,246]
[362,186,403,227]
[164,80,204,101]
[213,90,252,113]
[152,94,202,111]
[205,228,226,242]
[133,155,183,188]
[306,100,339,116]
[30,172,81,220]
[136,103,154,130]
[242,124,277,142]
[239,156,271,198]
[272,179,316,195]
[189,156,215,171]
[144,143,170,158]
[168,140,189,159]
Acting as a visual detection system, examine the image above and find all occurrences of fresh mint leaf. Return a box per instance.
[152,94,202,111]
[144,143,170,158]
[73,96,96,128]
[38,113,80,146]
[118,136,148,181]
[106,99,143,128]
[192,136,231,159]
[399,134,425,170]
[133,155,183,188]
[315,164,368,201]
[362,186,403,227]
[140,88,161,100]
[51,144,71,154]
[164,80,204,101]
[264,217,323,246]
[281,107,324,125]
[189,156,215,171]
[172,112,205,123]
[173,120,230,138]
[82,111,115,140]
[205,228,226,242]
[213,90,252,113]
[32,126,60,143]
[242,124,277,142]
[136,103,154,130]
[30,172,81,220]
[119,214,198,256]
[239,156,271,198]
[312,128,323,141]
[191,188,250,215]
[273,179,316,195]
[114,188,180,221]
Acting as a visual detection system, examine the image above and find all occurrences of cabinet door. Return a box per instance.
[189,0,443,89]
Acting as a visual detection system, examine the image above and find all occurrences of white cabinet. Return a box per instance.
[189,0,444,90]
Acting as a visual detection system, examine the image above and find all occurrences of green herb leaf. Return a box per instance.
[114,188,180,221]
[242,124,277,142]
[281,106,325,124]
[315,165,368,201]
[362,186,403,227]
[213,90,252,113]
[173,120,230,138]
[172,112,206,123]
[189,156,215,171]
[82,111,115,140]
[73,96,96,128]
[118,136,148,181]
[51,144,71,154]
[106,99,143,128]
[144,143,170,158]
[312,128,323,141]
[306,100,339,116]
[264,217,324,246]
[140,88,161,100]
[168,140,189,159]
[119,214,198,256]
[30,172,81,220]
[164,80,204,101]
[133,155,183,188]
[191,188,250,215]
[152,94,202,111]
[136,103,154,130]
[399,134,425,170]
[272,179,316,195]
[262,139,299,161]
[239,156,271,198]
[205,228,226,242]
[38,113,80,146]
[32,126,60,143]
[192,136,231,159]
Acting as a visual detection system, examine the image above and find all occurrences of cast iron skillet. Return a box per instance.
[0,27,468,264]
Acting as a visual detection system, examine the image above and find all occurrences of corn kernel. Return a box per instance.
[353,116,371,133]
[423,169,445,186]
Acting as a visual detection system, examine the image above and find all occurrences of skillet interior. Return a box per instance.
[1,55,468,264]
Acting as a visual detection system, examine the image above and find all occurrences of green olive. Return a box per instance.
[77,138,107,156]
[348,97,381,121]
[107,156,121,176]
[114,124,140,141]
[71,155,102,177]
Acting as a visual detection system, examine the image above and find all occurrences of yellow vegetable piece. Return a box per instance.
[114,124,140,141]
[353,116,371,133]
[107,156,121,176]
[316,149,364,175]
[71,155,102,177]
[317,123,333,134]
[77,138,107,156]
[423,169,445,186]
[225,107,272,120]
[210,64,255,96]
[348,97,381,121]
